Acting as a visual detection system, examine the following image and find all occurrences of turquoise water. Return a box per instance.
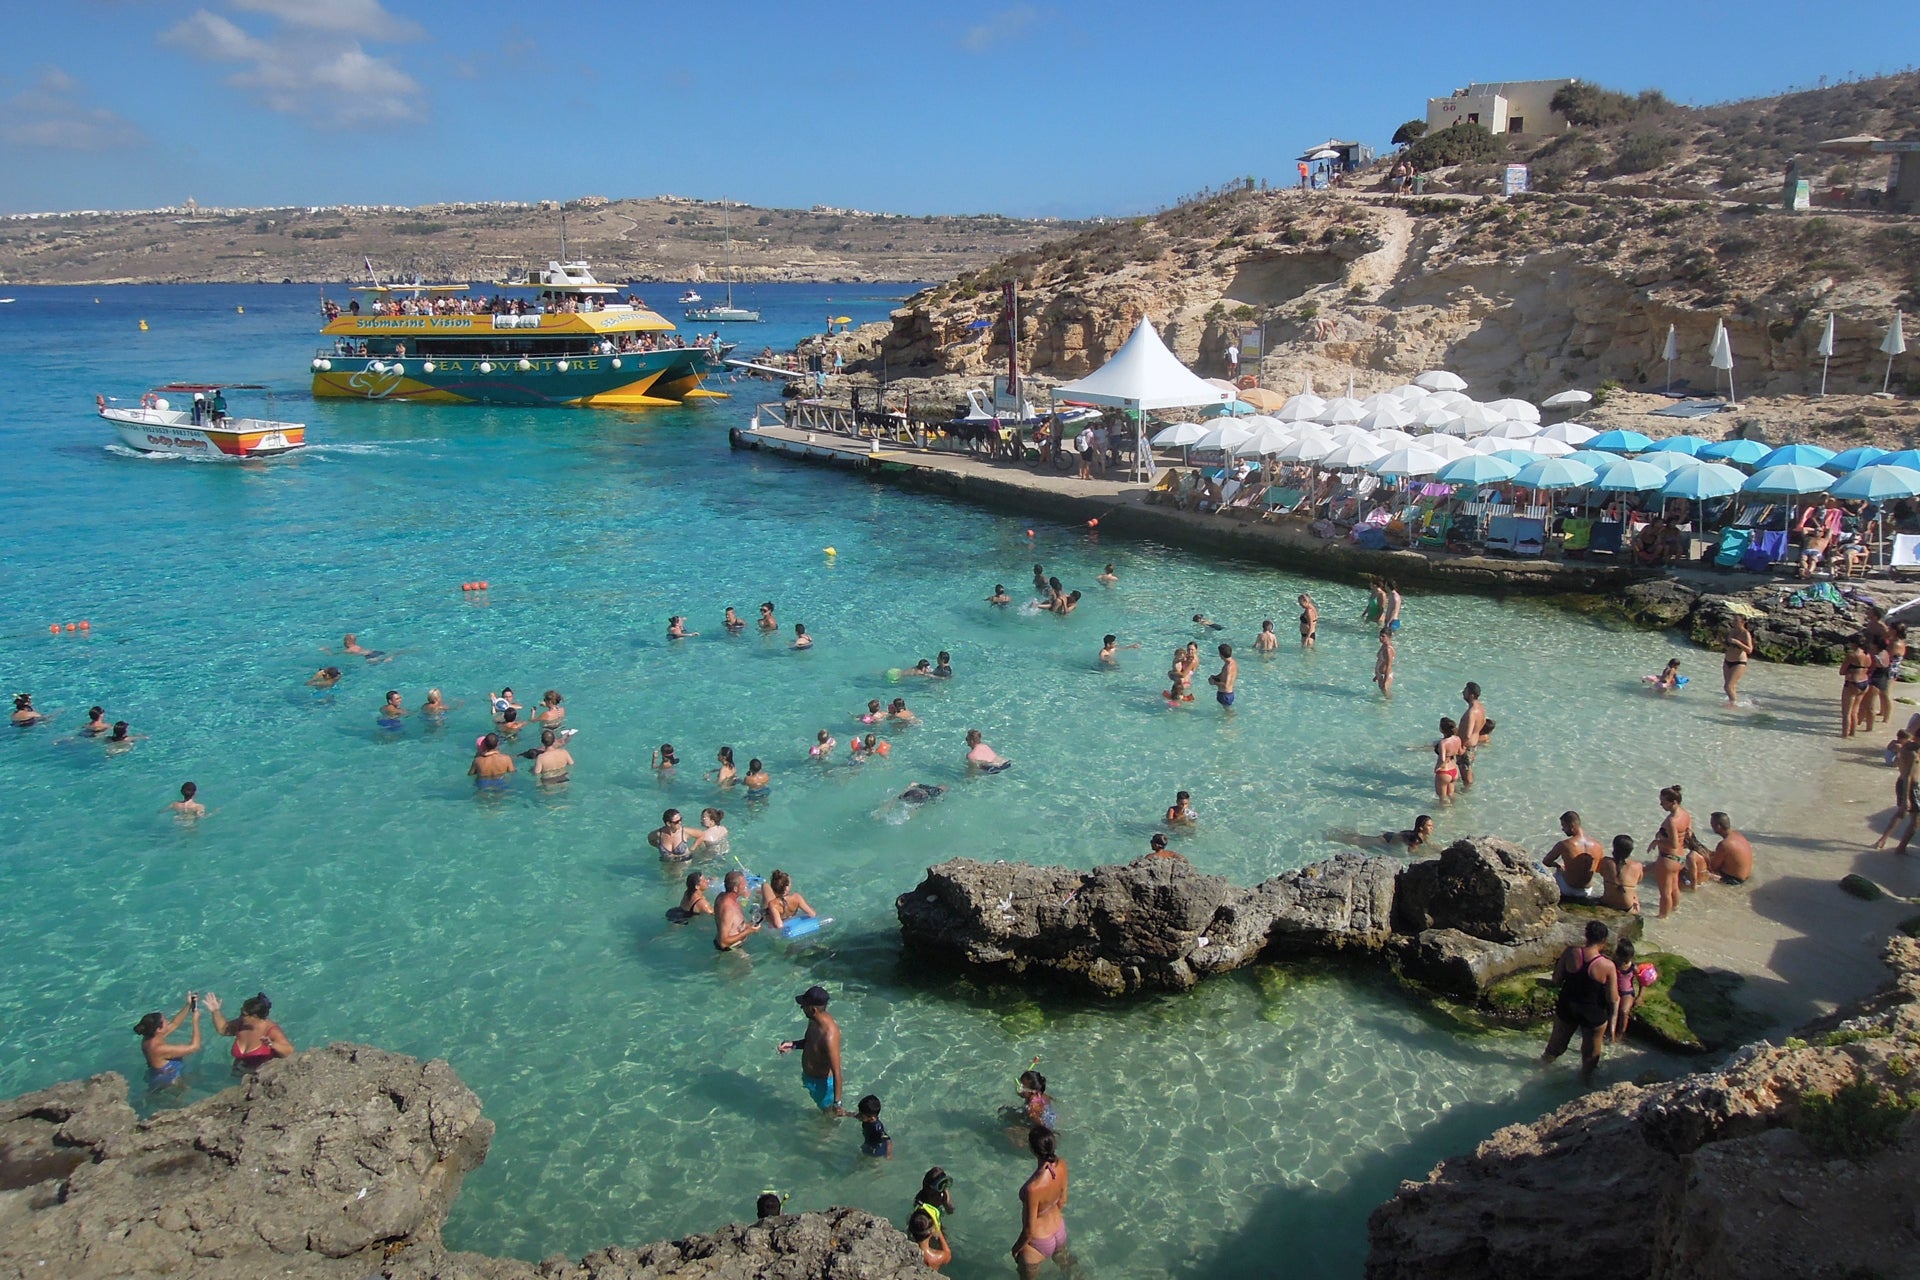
[0,285,1818,1278]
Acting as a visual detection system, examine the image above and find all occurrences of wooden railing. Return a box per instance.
[750,401,932,448]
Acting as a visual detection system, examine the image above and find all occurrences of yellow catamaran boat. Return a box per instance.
[311,261,727,408]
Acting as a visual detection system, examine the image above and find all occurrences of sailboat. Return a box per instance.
[685,199,760,323]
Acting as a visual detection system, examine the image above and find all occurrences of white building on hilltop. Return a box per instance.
[1426,79,1575,138]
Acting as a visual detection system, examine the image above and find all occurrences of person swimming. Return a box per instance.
[709,745,738,787]
[80,706,110,736]
[667,871,715,923]
[104,721,146,753]
[858,699,885,724]
[651,808,693,861]
[653,742,679,771]
[377,690,407,731]
[723,606,746,632]
[12,694,51,727]
[810,729,836,760]
[668,615,697,639]
[339,633,390,662]
[887,698,917,723]
[1097,564,1117,584]
[988,584,1013,605]
[758,601,778,631]
[932,650,954,677]
[307,667,342,690]
[792,623,813,650]
[851,732,890,763]
[965,729,1010,773]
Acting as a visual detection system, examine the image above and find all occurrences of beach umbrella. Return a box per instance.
[1589,428,1653,453]
[1638,450,1707,475]
[1564,449,1618,471]
[1661,323,1678,394]
[1823,445,1888,474]
[1194,421,1255,454]
[1272,426,1335,462]
[1151,421,1211,447]
[1485,449,1541,469]
[1743,464,1834,496]
[1482,419,1542,440]
[1409,433,1473,460]
[1816,313,1836,397]
[1697,438,1770,466]
[1318,396,1367,425]
[1321,437,1388,470]
[1660,461,1746,500]
[1709,319,1736,404]
[1276,392,1328,422]
[1428,389,1475,410]
[1203,377,1241,395]
[1356,401,1414,431]
[1642,434,1709,456]
[1199,399,1257,418]
[1369,446,1451,478]
[1513,457,1599,490]
[1884,311,1908,394]
[1236,387,1285,410]
[1877,449,1920,472]
[1830,464,1920,502]
[1239,418,1296,455]
[1541,389,1592,409]
[1386,384,1430,403]
[1414,370,1468,391]
[1757,442,1836,470]
[1410,406,1463,431]
[1513,436,1576,457]
[1540,421,1598,444]
[1589,457,1669,492]
[1486,398,1541,423]
[1368,426,1417,445]
[1436,455,1521,485]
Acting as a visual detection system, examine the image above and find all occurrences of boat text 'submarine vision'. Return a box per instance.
[311,261,730,408]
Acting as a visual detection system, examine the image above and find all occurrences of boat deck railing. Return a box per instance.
[751,401,933,449]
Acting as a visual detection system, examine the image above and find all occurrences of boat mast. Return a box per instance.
[722,199,735,310]
[559,206,569,262]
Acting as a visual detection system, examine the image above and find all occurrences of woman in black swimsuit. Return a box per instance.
[1297,594,1318,649]
[1840,635,1872,739]
[1720,617,1753,706]
[1539,920,1618,1081]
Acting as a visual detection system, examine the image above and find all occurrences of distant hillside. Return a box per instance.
[0,197,1088,286]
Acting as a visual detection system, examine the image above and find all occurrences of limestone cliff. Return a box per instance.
[1365,936,1920,1280]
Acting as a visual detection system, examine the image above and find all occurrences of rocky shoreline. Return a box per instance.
[0,1043,921,1280]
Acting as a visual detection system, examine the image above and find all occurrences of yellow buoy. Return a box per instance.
[236,305,244,314]
[824,547,837,556]
[138,319,148,331]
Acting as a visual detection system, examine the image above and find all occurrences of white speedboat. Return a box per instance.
[97,384,306,458]
[679,288,703,303]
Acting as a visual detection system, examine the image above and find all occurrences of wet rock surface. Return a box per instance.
[0,1044,921,1280]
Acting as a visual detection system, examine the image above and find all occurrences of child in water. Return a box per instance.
[857,1095,891,1158]
[1649,658,1684,693]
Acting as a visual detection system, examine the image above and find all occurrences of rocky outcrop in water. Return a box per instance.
[896,838,1628,998]
[0,1044,920,1280]
[1365,936,1920,1280]
[1607,578,1878,664]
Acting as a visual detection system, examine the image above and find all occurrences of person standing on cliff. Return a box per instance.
[1540,920,1619,1082]
[778,985,846,1116]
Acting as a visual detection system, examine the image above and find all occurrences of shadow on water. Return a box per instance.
[685,1067,795,1129]
[1172,1082,1571,1280]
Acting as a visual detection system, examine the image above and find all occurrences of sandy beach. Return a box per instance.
[1636,657,1920,1032]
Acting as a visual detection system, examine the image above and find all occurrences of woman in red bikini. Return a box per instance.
[206,991,294,1072]
[1012,1125,1071,1277]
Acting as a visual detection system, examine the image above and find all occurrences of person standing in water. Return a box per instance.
[1652,784,1692,918]
[1012,1125,1071,1276]
[1539,920,1619,1083]
[777,985,846,1116]
[1255,621,1278,653]
[1382,580,1403,632]
[714,869,761,951]
[376,690,407,731]
[1207,643,1237,709]
[469,734,514,787]
[135,992,202,1089]
[206,991,294,1073]
[965,729,1009,772]
[168,781,207,819]
[1433,718,1462,803]
[529,728,574,784]
[1362,578,1386,628]
[1458,684,1488,790]
[1721,616,1755,705]
[1373,629,1395,699]
[758,601,779,632]
[1097,564,1117,585]
[1298,594,1318,648]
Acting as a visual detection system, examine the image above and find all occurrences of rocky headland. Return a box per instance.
[1367,934,1920,1280]
[0,1043,921,1280]
[894,838,1639,1001]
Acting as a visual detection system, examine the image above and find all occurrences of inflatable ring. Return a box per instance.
[1236,375,1258,389]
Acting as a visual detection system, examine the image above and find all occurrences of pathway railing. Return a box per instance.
[750,401,931,448]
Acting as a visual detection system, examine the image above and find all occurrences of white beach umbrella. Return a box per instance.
[1195,421,1256,454]
[1482,418,1542,440]
[1884,311,1908,395]
[1321,437,1388,470]
[1816,312,1836,397]
[1512,436,1576,457]
[1356,401,1414,431]
[1709,319,1736,404]
[1370,446,1451,478]
[1428,389,1475,409]
[1661,322,1680,393]
[1277,392,1328,422]
[1540,389,1592,409]
[1409,433,1473,460]
[1414,370,1468,392]
[1470,434,1521,455]
[1486,398,1541,423]
[1318,396,1368,425]
[1540,421,1598,444]
[1272,426,1335,462]
[1203,378,1240,397]
[1368,428,1416,447]
[1238,418,1296,455]
[1151,421,1212,447]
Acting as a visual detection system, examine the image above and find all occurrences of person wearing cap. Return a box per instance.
[778,986,845,1115]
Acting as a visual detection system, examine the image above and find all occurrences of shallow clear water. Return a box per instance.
[0,285,1818,1278]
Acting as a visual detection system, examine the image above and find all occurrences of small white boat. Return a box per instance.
[97,384,306,458]
[679,288,703,304]
[685,199,760,323]
[0,298,14,304]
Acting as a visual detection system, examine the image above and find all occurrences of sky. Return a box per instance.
[1,0,1914,218]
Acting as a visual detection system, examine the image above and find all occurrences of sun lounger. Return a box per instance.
[1259,487,1306,520]
[1892,534,1920,575]
[1588,521,1624,558]
[1513,517,1547,556]
[1485,514,1519,554]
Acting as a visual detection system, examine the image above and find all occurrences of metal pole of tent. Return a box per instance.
[1821,352,1829,397]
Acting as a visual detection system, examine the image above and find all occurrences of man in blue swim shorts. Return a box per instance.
[1207,643,1237,710]
[777,985,846,1115]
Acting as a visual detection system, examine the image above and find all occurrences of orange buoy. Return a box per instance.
[461,582,473,591]
[1088,518,1099,527]
[49,624,59,633]
[478,580,489,590]
[65,623,77,632]
[1025,529,1034,537]
[78,620,90,630]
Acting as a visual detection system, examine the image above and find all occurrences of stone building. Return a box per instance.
[1426,79,1575,138]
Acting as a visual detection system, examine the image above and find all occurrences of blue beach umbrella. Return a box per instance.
[1588,429,1653,454]
[1487,449,1540,469]
[1642,434,1710,455]
[1200,399,1257,418]
[1513,457,1599,490]
[1756,442,1836,470]
[1639,450,1706,475]
[1742,463,1834,496]
[1659,461,1747,500]
[1824,445,1889,474]
[1877,449,1920,471]
[1564,449,1618,471]
[1435,454,1521,485]
[1589,457,1669,492]
[1828,464,1920,502]
[1697,437,1770,466]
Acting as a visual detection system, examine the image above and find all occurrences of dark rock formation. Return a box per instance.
[1366,936,1920,1280]
[895,838,1633,1000]
[0,1044,920,1280]
[895,852,1399,995]
[1608,577,1877,665]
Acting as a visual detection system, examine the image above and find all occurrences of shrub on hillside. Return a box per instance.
[1391,119,1427,146]
[1405,122,1504,171]
[1602,131,1680,176]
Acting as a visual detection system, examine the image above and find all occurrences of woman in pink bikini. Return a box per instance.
[206,991,294,1073]
[1012,1125,1070,1277]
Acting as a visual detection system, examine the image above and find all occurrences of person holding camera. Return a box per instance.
[135,992,203,1089]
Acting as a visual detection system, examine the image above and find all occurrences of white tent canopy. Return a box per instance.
[1049,317,1232,479]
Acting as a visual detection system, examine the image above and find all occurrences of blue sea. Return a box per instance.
[0,283,1824,1278]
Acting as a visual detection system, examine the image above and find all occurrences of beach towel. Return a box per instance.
[1649,400,1730,419]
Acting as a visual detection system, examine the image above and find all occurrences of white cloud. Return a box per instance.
[230,0,423,41]
[0,67,144,151]
[161,4,426,126]
[962,6,1039,52]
